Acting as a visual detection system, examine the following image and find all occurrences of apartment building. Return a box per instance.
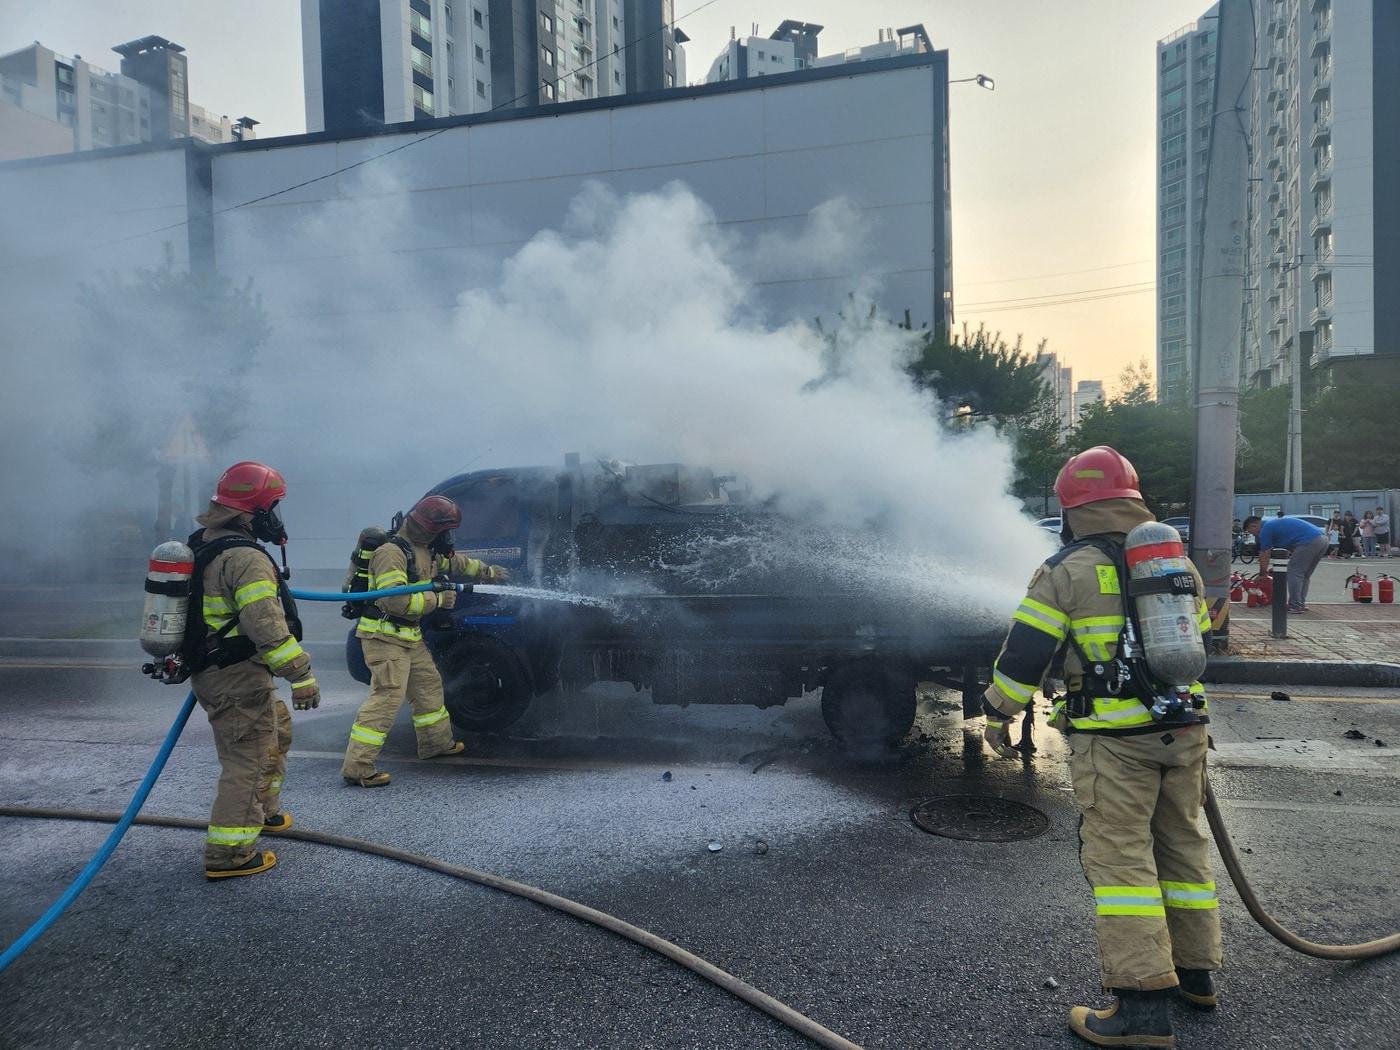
[0,36,256,160]
[303,0,686,133]
[705,21,933,84]
[1155,6,1219,404]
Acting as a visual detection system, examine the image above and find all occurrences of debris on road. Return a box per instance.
[1043,977,1059,990]
[1343,729,1367,740]
[754,840,769,855]
[661,770,672,782]
[707,840,723,852]
[1270,690,1291,702]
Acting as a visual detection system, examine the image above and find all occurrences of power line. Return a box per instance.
[962,286,1155,314]
[960,280,1155,309]
[957,259,1153,287]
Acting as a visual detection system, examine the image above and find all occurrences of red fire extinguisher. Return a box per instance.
[1346,573,1373,603]
[1253,572,1273,607]
[1378,574,1395,604]
[1230,572,1245,603]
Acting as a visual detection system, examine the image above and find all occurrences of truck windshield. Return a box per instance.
[450,477,521,542]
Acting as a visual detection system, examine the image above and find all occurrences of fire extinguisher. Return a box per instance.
[1230,572,1245,603]
[1248,572,1272,607]
[1346,572,1373,603]
[1378,574,1395,604]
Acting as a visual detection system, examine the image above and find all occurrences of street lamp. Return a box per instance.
[950,73,995,90]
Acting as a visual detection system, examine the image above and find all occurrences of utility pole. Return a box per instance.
[1284,255,1305,492]
[1189,0,1252,651]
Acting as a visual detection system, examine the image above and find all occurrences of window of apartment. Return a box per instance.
[558,81,566,99]
[475,44,484,61]
[473,8,483,27]
[614,70,621,84]
[612,15,619,30]
[542,47,554,67]
[575,73,591,94]
[476,78,486,97]
[56,66,73,85]
[1162,339,1185,360]
[58,110,74,127]
[412,47,433,76]
[1163,225,1185,247]
[414,84,434,112]
[1162,203,1186,226]
[1315,274,1333,304]
[1163,132,1185,157]
[1315,230,1334,259]
[1163,272,1184,292]
[756,49,765,59]
[542,81,555,100]
[1162,317,1186,337]
[1165,361,1183,380]
[411,10,432,39]
[1161,111,1184,135]
[1161,157,1185,180]
[542,13,553,33]
[666,45,674,62]
[1161,293,1185,314]
[1161,86,1185,112]
[665,72,674,87]
[1162,248,1185,270]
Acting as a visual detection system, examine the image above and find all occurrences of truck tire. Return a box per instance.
[820,660,917,747]
[440,637,532,733]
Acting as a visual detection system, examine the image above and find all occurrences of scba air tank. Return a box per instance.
[1124,521,1206,687]
[141,540,194,657]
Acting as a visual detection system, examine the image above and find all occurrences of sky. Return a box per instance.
[0,0,1215,387]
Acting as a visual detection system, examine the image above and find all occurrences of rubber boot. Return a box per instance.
[1174,968,1217,1010]
[1069,989,1175,1048]
[206,850,277,881]
[344,771,391,787]
[262,812,293,834]
[427,741,465,759]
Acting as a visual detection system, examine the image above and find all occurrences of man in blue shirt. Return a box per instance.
[1243,515,1328,612]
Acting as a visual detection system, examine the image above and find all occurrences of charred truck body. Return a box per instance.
[346,458,1004,744]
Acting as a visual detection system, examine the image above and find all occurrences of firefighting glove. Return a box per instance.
[291,678,321,711]
[983,717,1020,760]
[437,588,457,610]
[482,564,511,583]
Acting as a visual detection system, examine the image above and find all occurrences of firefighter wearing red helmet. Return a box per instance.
[982,446,1220,1048]
[340,494,511,787]
[192,461,317,880]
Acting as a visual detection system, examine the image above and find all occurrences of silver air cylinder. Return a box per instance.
[141,540,194,657]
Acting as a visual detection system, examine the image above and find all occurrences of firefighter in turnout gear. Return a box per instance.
[983,447,1220,1049]
[341,495,510,787]
[192,462,318,880]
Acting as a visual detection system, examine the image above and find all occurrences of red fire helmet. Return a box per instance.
[213,461,287,513]
[1054,446,1142,509]
[408,494,461,534]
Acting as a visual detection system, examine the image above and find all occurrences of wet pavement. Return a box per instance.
[1,644,1398,1049]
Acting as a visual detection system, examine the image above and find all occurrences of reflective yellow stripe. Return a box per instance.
[992,669,1036,704]
[407,591,425,616]
[350,723,387,746]
[1012,597,1069,640]
[268,776,284,793]
[373,569,410,589]
[262,637,305,669]
[1161,880,1218,908]
[1094,885,1166,917]
[206,824,261,846]
[356,617,424,643]
[412,704,450,729]
[1070,696,1155,731]
[234,579,278,609]
[203,596,233,613]
[985,718,1007,729]
[1196,602,1212,632]
[290,676,317,690]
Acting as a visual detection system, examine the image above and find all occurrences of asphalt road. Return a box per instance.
[1,644,1398,1050]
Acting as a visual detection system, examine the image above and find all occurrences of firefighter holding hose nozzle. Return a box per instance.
[982,446,1218,1049]
[340,495,510,788]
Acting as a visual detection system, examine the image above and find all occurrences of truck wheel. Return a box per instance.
[821,661,917,747]
[440,638,532,733]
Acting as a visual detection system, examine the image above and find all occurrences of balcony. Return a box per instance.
[1308,255,1332,282]
[1311,200,1334,235]
[1310,302,1332,328]
[1267,181,1281,203]
[1310,20,1331,56]
[1311,111,1331,144]
[1311,66,1331,102]
[1311,0,1329,11]
[1310,155,1333,188]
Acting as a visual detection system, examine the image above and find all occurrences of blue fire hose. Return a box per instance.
[0,581,446,975]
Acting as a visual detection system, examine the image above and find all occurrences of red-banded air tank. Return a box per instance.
[1123,521,1207,688]
[141,540,194,657]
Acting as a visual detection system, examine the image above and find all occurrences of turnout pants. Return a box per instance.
[192,662,293,870]
[341,637,455,779]
[1068,725,1222,990]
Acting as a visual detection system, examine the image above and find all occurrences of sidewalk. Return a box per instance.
[1228,601,1400,662]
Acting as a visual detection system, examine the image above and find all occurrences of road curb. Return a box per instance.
[1205,657,1400,688]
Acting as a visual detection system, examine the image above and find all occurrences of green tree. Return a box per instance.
[1070,363,1193,514]
[907,323,1051,420]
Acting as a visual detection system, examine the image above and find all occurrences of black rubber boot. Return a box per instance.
[1069,989,1175,1048]
[1174,968,1217,1010]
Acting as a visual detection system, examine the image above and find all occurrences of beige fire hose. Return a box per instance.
[0,804,862,1050]
[1203,779,1400,959]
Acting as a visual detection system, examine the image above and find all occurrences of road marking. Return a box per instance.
[1217,798,1400,819]
[1210,691,1400,705]
[1210,739,1398,772]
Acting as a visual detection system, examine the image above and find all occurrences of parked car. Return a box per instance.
[1034,516,1062,534]
[1296,514,1328,529]
[1161,516,1191,544]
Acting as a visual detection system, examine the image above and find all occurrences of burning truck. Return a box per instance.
[346,457,1006,745]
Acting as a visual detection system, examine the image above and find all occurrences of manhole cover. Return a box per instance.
[910,795,1049,842]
